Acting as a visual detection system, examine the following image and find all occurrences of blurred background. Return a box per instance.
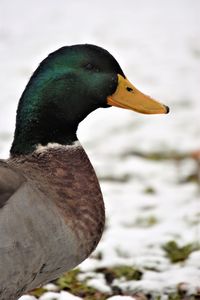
[0,0,200,299]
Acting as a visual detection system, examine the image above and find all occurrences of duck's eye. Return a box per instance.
[126,87,133,92]
[85,63,94,70]
[84,63,100,72]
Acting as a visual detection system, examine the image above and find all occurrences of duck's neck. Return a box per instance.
[10,74,80,156]
[11,115,78,156]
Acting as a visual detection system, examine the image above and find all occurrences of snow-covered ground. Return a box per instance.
[0,0,200,299]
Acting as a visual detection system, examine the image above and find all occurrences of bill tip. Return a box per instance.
[165,105,170,114]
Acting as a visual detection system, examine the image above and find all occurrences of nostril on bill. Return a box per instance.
[126,87,133,92]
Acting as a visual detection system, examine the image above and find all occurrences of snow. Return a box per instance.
[0,0,200,299]
[43,283,59,292]
[87,275,112,294]
[40,292,82,300]
[107,297,136,300]
[19,297,37,300]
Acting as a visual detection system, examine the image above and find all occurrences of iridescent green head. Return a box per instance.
[11,44,169,156]
[11,44,124,155]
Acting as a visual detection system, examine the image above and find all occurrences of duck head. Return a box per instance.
[11,44,169,156]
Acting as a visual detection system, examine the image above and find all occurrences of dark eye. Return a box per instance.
[84,63,100,72]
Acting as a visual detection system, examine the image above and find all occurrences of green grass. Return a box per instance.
[95,265,143,284]
[162,240,199,263]
[56,269,108,300]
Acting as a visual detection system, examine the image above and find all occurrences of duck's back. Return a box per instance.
[0,143,105,300]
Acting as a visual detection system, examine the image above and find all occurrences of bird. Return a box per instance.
[0,44,169,300]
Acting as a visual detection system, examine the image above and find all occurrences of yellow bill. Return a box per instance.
[107,74,169,114]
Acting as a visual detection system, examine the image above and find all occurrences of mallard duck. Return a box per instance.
[0,44,169,300]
